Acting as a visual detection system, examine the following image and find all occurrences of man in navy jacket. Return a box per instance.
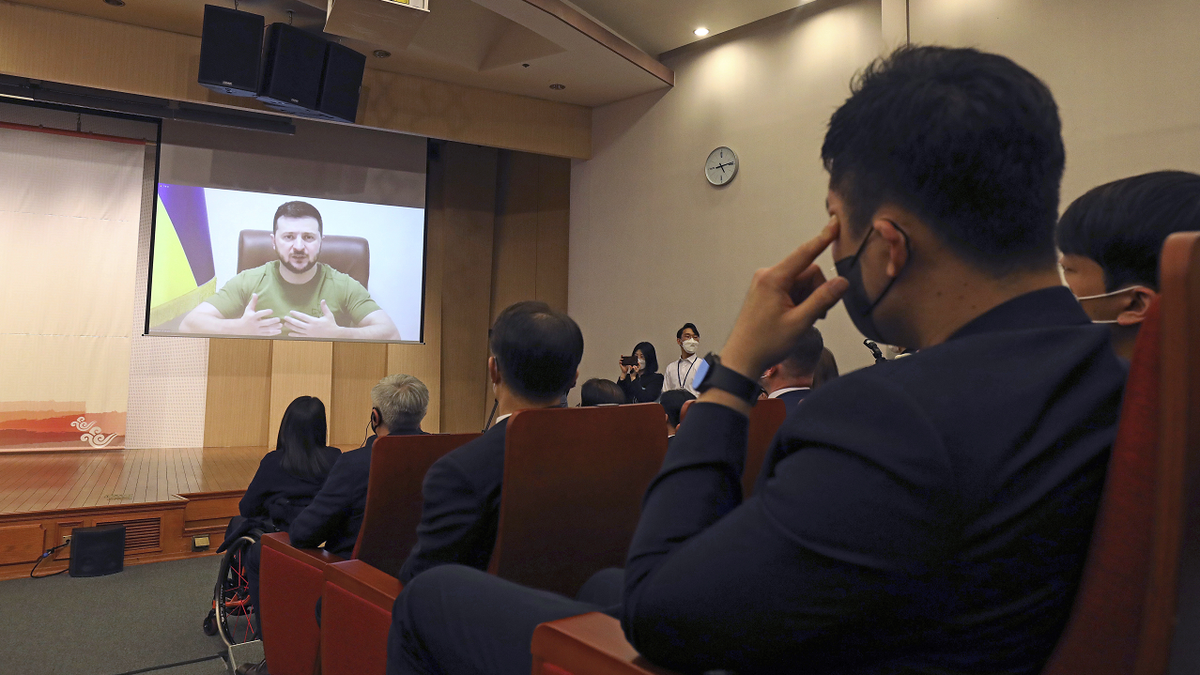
[385,46,1127,675]
[759,326,824,410]
[289,374,430,557]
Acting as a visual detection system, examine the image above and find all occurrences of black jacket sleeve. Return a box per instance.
[397,455,493,583]
[621,381,954,674]
[238,454,275,519]
[619,373,664,403]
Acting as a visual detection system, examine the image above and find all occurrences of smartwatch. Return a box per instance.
[692,353,759,405]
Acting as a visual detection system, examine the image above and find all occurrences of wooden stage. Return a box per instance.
[0,447,265,580]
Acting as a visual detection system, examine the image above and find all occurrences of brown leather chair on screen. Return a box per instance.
[258,432,477,675]
[238,229,370,289]
[529,232,1200,675]
[320,403,669,675]
[678,397,788,499]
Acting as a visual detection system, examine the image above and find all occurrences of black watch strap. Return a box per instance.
[695,353,759,404]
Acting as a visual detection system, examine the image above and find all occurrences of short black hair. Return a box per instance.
[676,323,700,340]
[812,348,840,389]
[632,341,659,374]
[822,45,1064,276]
[580,378,626,407]
[659,389,695,428]
[780,327,824,377]
[274,201,324,234]
[489,301,583,403]
[1057,171,1200,291]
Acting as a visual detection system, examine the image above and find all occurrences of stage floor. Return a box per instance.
[0,446,264,515]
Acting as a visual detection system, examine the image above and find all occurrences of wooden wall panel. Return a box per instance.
[330,343,389,447]
[491,151,542,320]
[267,341,334,448]
[204,339,272,447]
[0,523,44,564]
[0,3,591,159]
[436,143,499,433]
[535,155,571,312]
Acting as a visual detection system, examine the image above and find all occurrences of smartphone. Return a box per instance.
[620,355,638,367]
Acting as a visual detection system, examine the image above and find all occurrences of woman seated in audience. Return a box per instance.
[237,395,341,532]
[617,341,663,403]
[580,378,626,406]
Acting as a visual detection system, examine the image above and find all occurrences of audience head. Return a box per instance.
[676,323,701,357]
[659,389,696,436]
[371,374,429,433]
[811,348,840,389]
[632,341,659,375]
[580,378,626,407]
[1057,170,1200,359]
[760,327,823,394]
[276,395,334,481]
[489,301,584,406]
[822,45,1065,348]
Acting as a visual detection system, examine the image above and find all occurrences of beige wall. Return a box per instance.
[569,0,887,388]
[569,0,1200,386]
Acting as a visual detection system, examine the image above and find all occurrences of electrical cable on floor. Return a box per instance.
[30,540,70,578]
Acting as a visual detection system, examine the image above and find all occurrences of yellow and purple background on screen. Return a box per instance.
[150,184,216,328]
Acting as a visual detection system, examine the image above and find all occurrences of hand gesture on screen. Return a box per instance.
[237,293,282,336]
[284,300,343,339]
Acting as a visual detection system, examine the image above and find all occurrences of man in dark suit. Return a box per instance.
[289,374,430,557]
[385,46,1127,675]
[395,300,584,583]
[758,326,823,410]
[658,389,694,448]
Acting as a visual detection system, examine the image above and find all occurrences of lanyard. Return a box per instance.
[677,357,696,388]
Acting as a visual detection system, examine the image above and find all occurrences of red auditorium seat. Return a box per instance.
[319,403,669,675]
[258,432,477,675]
[530,232,1200,675]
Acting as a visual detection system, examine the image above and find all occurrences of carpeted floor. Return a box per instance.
[0,555,258,675]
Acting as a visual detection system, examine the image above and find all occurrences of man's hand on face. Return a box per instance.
[238,293,282,336]
[283,299,344,339]
[721,220,849,379]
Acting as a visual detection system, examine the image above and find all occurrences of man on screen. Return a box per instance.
[179,201,401,340]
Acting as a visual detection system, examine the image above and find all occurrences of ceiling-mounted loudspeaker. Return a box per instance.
[316,42,367,123]
[257,23,326,113]
[197,4,265,97]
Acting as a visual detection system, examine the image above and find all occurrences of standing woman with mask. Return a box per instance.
[663,323,702,394]
[618,341,663,403]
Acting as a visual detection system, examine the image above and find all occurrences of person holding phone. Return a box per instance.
[617,341,663,403]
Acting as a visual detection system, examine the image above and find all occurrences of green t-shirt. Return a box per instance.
[206,261,382,336]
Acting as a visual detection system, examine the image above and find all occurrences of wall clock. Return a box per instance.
[705,146,739,186]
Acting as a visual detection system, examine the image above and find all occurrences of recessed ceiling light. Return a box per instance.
[694,27,709,37]
[549,83,566,90]
[373,49,391,58]
[103,0,125,6]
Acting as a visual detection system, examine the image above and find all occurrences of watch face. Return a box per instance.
[705,146,738,186]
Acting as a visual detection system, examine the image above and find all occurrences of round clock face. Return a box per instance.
[705,146,738,186]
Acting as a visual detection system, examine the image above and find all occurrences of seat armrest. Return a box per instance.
[261,531,344,565]
[324,559,403,612]
[531,613,677,675]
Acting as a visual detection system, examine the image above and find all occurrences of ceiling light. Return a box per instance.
[373,50,391,59]
[694,27,709,37]
[103,0,125,6]
[550,83,566,90]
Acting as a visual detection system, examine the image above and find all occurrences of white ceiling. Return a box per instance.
[564,0,814,57]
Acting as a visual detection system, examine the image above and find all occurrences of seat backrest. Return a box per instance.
[677,397,788,498]
[743,398,788,498]
[238,229,371,289]
[489,404,668,597]
[351,433,479,577]
[1043,230,1200,675]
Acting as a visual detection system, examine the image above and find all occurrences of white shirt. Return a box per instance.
[663,354,701,395]
[767,386,811,399]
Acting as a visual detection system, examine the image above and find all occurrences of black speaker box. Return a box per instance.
[198,5,265,98]
[316,42,366,123]
[257,23,327,112]
[69,525,125,578]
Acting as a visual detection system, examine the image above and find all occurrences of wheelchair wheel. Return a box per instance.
[214,534,260,647]
[202,608,218,636]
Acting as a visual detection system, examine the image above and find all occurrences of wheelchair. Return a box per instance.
[203,519,272,673]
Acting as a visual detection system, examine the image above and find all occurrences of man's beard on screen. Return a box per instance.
[278,247,319,275]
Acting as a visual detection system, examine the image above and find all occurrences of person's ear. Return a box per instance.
[488,356,501,388]
[876,219,910,278]
[762,365,777,380]
[1116,286,1157,327]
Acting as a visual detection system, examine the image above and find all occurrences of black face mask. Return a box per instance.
[833,225,911,345]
